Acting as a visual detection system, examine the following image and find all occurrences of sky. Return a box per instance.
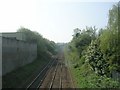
[0,0,119,43]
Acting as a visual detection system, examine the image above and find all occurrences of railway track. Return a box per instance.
[49,60,59,89]
[25,54,75,89]
[40,57,75,89]
[37,59,58,89]
[26,59,57,89]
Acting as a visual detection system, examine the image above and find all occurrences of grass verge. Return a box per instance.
[70,63,120,88]
[2,57,50,88]
[65,56,120,88]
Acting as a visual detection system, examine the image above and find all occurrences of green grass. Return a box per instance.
[2,57,50,88]
[70,63,120,88]
[65,56,120,88]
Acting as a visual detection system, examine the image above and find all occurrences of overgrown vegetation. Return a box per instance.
[64,3,120,88]
[3,57,50,88]
[3,27,58,88]
[17,27,57,56]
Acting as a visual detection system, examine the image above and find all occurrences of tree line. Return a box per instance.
[17,27,57,60]
[64,3,120,88]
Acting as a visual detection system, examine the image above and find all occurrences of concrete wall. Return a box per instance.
[0,36,2,89]
[2,37,37,76]
[0,32,26,41]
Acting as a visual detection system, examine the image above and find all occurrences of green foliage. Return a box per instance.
[64,3,120,88]
[17,27,57,57]
[85,40,108,76]
[108,4,118,30]
[3,58,50,88]
[70,26,97,57]
[99,4,120,72]
[3,27,57,88]
[68,59,120,88]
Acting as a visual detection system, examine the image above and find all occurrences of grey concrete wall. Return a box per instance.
[0,36,2,89]
[2,37,37,76]
[0,32,26,41]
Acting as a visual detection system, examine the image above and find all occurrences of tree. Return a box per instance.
[85,40,108,76]
[71,26,97,57]
[17,27,57,58]
[99,3,120,72]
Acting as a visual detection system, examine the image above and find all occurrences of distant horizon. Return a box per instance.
[0,0,119,43]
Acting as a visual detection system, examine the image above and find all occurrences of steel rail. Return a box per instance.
[59,61,62,90]
[21,60,52,88]
[49,60,59,90]
[26,59,55,89]
[36,59,56,89]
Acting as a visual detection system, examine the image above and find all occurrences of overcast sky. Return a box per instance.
[0,0,119,43]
